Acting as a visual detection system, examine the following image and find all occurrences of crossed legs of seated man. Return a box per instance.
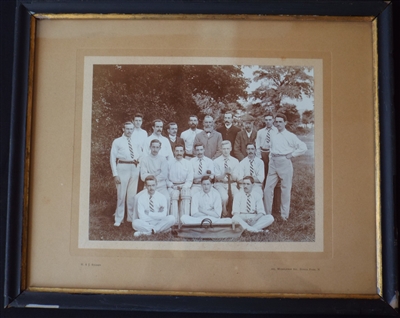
[181,176,232,226]
[232,176,274,232]
[132,176,175,236]
[232,214,274,233]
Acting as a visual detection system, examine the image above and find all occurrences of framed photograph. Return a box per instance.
[2,0,398,316]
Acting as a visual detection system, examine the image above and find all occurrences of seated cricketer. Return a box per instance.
[232,176,274,233]
[190,142,215,196]
[181,176,232,226]
[132,176,175,237]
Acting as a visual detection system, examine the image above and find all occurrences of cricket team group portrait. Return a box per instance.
[89,64,316,243]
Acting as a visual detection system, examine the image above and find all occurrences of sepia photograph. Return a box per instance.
[85,61,316,244]
[21,16,380,297]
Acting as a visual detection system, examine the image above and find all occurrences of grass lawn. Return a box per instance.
[89,134,315,242]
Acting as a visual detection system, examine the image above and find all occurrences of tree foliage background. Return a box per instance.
[90,64,314,203]
[247,65,314,130]
[91,64,248,200]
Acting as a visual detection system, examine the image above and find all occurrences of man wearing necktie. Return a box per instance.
[232,176,274,233]
[110,121,142,226]
[181,176,232,225]
[255,113,278,186]
[213,140,239,216]
[264,113,307,220]
[193,115,223,159]
[237,143,265,197]
[190,142,215,196]
[133,176,175,237]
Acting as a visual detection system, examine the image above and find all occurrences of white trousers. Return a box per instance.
[132,215,175,233]
[264,156,293,218]
[181,215,232,225]
[114,163,140,224]
[232,214,274,232]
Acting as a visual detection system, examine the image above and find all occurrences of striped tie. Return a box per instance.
[224,158,228,170]
[246,193,251,213]
[127,138,134,159]
[149,195,154,212]
[198,158,203,174]
[266,128,271,144]
[250,159,254,176]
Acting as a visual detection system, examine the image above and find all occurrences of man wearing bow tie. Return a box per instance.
[193,115,222,159]
[110,121,142,226]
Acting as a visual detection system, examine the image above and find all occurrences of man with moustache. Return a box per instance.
[143,119,174,161]
[237,143,265,197]
[132,176,175,237]
[180,115,203,158]
[255,113,278,186]
[233,113,242,128]
[193,115,222,159]
[232,176,274,233]
[137,139,170,214]
[167,144,194,194]
[264,113,307,221]
[234,114,257,161]
[110,121,142,226]
[167,122,184,150]
[181,176,232,225]
[213,140,239,216]
[190,142,215,196]
[168,144,194,220]
[217,112,241,158]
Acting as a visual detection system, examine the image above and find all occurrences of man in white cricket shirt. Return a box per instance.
[264,113,307,220]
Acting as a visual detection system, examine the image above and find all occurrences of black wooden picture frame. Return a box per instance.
[1,0,398,317]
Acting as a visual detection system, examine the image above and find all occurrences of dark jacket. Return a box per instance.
[168,136,185,151]
[233,129,257,161]
[216,125,241,157]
